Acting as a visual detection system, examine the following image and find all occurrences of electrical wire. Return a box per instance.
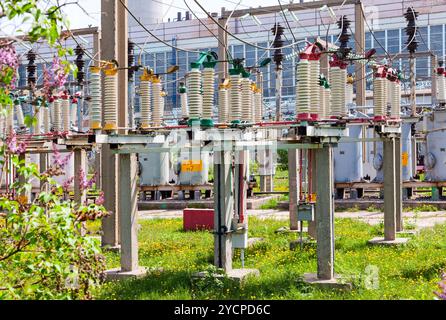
[183,0,233,61]
[191,0,307,51]
[118,0,201,54]
[360,3,390,61]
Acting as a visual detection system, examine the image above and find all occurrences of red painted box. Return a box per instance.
[183,208,214,231]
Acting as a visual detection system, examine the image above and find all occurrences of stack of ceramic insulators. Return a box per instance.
[202,67,214,121]
[373,75,387,119]
[52,98,61,131]
[103,67,118,131]
[296,59,311,118]
[89,66,102,130]
[229,71,242,122]
[254,86,262,123]
[309,59,320,119]
[152,77,162,127]
[160,89,166,121]
[437,67,446,103]
[42,106,50,133]
[329,66,346,118]
[389,80,401,118]
[14,104,24,127]
[319,75,330,119]
[187,68,202,120]
[218,82,228,123]
[70,99,78,127]
[345,75,354,105]
[241,77,252,122]
[33,106,41,134]
[179,84,188,118]
[139,73,151,129]
[61,95,70,132]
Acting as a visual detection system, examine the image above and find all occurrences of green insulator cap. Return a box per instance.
[229,68,241,76]
[179,86,186,93]
[203,61,217,69]
[187,118,201,127]
[231,119,241,125]
[13,99,20,105]
[190,62,200,69]
[200,118,214,128]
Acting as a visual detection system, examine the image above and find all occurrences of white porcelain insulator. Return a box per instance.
[218,88,228,123]
[187,68,202,119]
[61,98,70,132]
[254,91,262,123]
[329,67,346,117]
[42,107,51,133]
[296,59,310,114]
[241,78,252,121]
[53,100,61,131]
[180,92,188,118]
[6,105,13,134]
[33,106,41,134]
[103,73,118,128]
[140,80,151,127]
[152,81,162,127]
[391,82,401,118]
[230,73,241,122]
[373,77,387,117]
[202,68,214,120]
[309,59,320,116]
[89,71,102,128]
[15,104,24,127]
[345,83,354,105]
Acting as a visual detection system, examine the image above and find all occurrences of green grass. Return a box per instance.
[259,198,279,210]
[94,217,446,300]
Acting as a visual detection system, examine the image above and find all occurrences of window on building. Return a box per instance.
[387,29,400,54]
[372,30,386,56]
[430,25,443,59]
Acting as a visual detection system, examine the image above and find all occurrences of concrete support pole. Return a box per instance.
[100,0,128,248]
[118,153,139,272]
[288,149,300,230]
[395,137,403,232]
[101,144,119,247]
[308,149,317,239]
[213,149,234,272]
[315,146,334,280]
[74,149,87,206]
[383,138,397,241]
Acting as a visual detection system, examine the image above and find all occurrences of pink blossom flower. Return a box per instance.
[0,41,18,89]
[95,191,105,205]
[6,133,27,154]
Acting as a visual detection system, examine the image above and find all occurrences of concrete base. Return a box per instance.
[193,268,260,284]
[368,237,410,246]
[101,245,121,253]
[303,273,352,290]
[105,267,149,281]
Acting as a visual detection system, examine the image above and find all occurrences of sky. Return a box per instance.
[62,0,309,29]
